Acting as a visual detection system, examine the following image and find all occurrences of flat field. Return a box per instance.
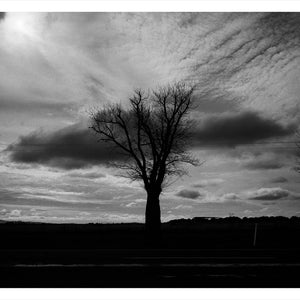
[0,217,299,287]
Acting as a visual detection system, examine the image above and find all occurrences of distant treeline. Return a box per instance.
[167,216,300,225]
[1,216,300,226]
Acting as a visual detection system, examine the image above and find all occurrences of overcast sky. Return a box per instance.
[0,12,300,223]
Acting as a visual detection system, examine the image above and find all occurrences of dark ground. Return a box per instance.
[1,216,300,287]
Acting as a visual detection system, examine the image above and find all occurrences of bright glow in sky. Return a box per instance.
[0,12,300,223]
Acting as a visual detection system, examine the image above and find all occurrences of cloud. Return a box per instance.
[192,178,224,188]
[0,208,7,215]
[192,111,294,147]
[169,189,243,204]
[176,189,201,199]
[173,204,193,210]
[241,152,285,170]
[188,13,300,120]
[122,199,146,208]
[0,12,5,21]
[7,109,295,170]
[10,209,22,217]
[221,193,240,201]
[0,209,22,218]
[124,202,138,208]
[66,169,106,179]
[7,123,126,169]
[270,176,288,183]
[247,187,290,200]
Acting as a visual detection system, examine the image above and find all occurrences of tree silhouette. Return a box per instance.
[90,83,199,236]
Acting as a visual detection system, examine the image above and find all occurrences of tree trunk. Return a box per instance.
[145,188,161,243]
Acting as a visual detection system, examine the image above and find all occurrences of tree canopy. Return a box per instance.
[90,82,198,190]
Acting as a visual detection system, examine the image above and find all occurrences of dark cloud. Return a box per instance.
[0,12,5,22]
[7,109,295,169]
[248,187,290,201]
[270,177,288,183]
[192,111,294,147]
[176,189,201,199]
[7,123,126,169]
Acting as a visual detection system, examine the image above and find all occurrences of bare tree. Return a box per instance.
[90,83,199,235]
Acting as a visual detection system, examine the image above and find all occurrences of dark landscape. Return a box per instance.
[1,216,300,287]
